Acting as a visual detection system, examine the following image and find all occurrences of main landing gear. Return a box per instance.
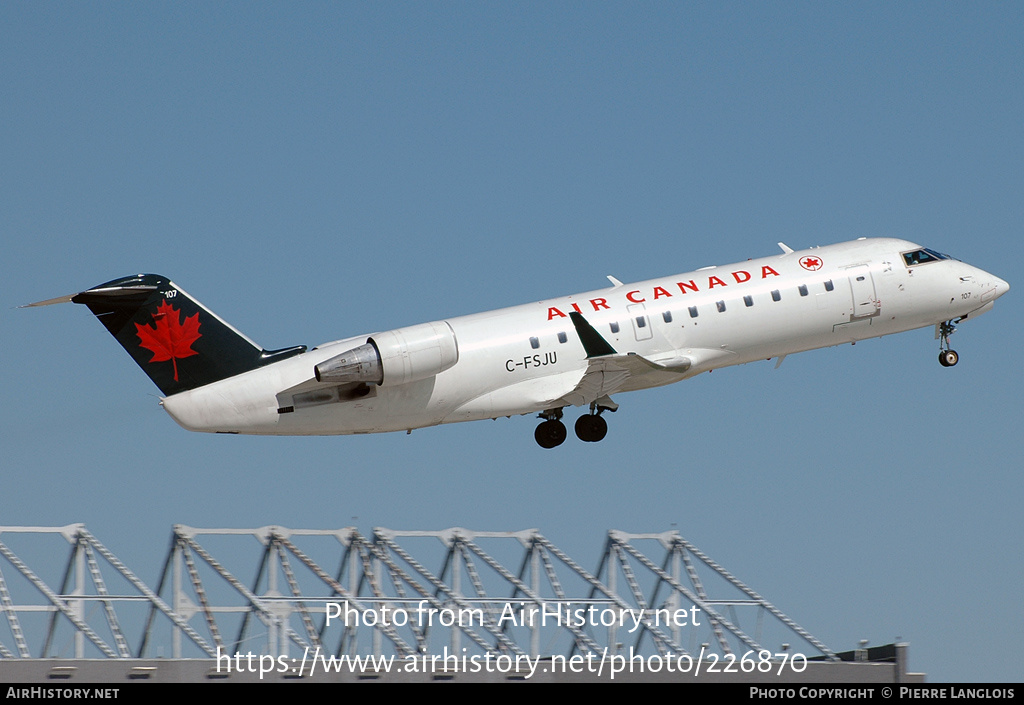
[938,320,960,368]
[535,400,616,448]
[534,409,567,449]
[575,413,607,443]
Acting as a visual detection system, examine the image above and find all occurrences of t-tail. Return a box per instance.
[26,274,306,396]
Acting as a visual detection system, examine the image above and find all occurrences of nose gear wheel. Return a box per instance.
[938,320,960,367]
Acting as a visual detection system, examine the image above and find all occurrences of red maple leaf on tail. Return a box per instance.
[135,300,202,381]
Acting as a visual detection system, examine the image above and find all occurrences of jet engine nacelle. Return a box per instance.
[314,321,459,387]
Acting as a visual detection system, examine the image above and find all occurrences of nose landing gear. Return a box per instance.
[938,320,960,367]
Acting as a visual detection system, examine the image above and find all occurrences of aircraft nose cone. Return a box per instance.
[992,275,1010,299]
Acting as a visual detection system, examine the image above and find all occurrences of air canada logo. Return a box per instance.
[799,255,823,271]
[135,300,202,381]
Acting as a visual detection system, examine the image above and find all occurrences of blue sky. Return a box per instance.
[2,2,1021,682]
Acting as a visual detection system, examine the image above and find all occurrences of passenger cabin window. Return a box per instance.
[716,300,726,313]
[824,280,834,292]
[662,311,673,323]
[688,306,699,318]
[771,289,781,302]
[610,322,620,333]
[743,295,753,307]
[635,316,646,328]
[530,337,539,349]
[902,248,951,267]
[557,331,567,344]
[798,284,808,297]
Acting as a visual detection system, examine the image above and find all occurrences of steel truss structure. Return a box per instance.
[0,525,836,662]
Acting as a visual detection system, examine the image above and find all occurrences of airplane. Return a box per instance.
[27,237,1008,448]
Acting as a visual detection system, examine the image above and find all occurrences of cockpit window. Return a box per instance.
[902,248,951,267]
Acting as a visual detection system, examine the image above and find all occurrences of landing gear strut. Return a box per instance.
[938,320,960,367]
[534,408,567,449]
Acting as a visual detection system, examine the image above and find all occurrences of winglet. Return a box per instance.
[569,312,617,358]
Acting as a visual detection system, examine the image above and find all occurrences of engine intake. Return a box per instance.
[313,321,459,387]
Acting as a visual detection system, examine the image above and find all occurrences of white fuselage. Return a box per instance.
[161,238,1008,435]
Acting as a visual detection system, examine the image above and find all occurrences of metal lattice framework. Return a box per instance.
[0,525,835,661]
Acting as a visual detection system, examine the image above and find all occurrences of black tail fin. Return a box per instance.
[63,274,305,396]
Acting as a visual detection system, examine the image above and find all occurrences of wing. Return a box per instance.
[551,352,691,407]
[548,312,693,408]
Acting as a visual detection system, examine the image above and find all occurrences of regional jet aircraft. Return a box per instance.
[27,238,1008,447]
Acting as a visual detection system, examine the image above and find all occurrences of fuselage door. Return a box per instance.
[847,265,880,319]
[627,303,653,341]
